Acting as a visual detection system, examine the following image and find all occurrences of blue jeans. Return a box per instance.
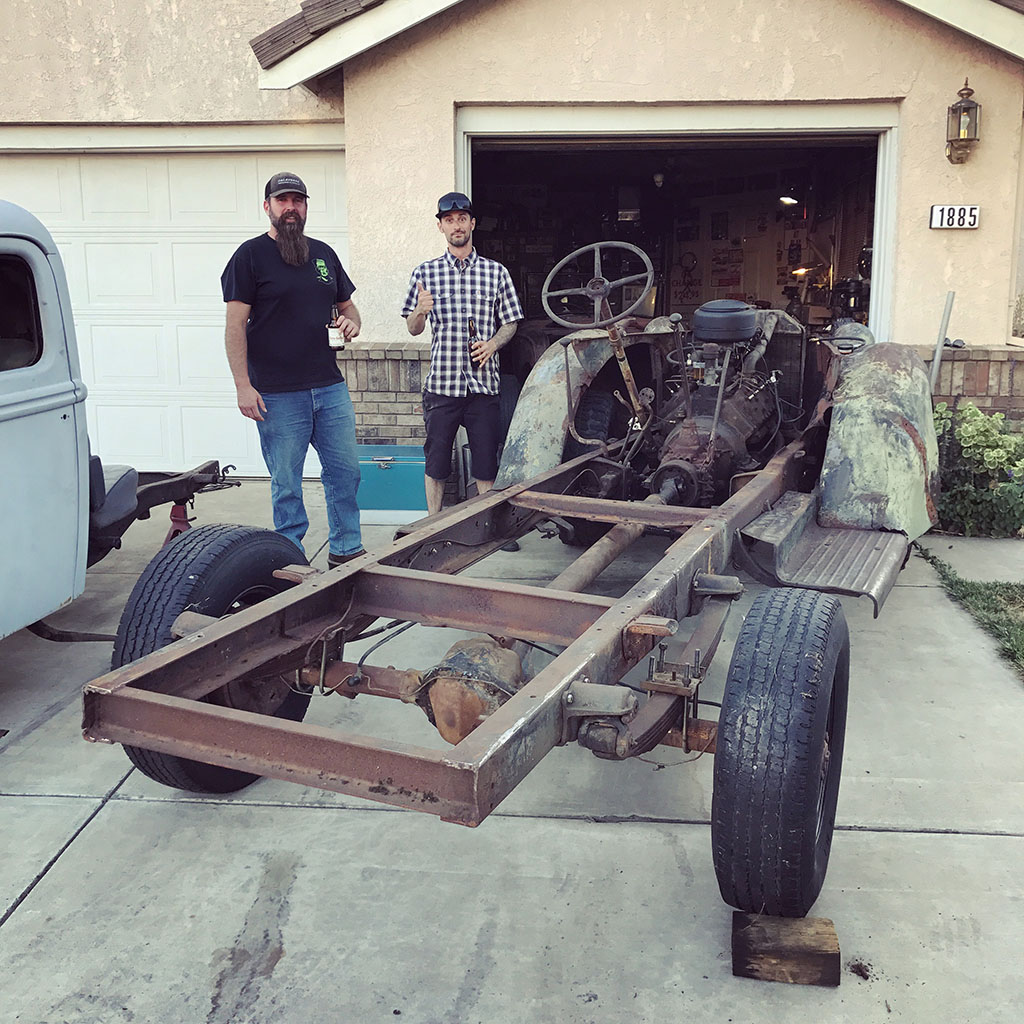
[256,382,362,558]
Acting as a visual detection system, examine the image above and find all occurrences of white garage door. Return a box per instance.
[0,150,348,476]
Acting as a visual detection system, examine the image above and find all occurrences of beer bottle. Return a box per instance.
[327,303,344,349]
[467,317,478,369]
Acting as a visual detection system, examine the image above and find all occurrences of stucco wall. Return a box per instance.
[340,0,1023,349]
[0,0,340,123]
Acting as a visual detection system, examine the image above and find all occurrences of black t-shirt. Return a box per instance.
[220,233,356,393]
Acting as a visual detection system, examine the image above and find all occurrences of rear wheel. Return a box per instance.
[112,524,312,793]
[711,587,850,917]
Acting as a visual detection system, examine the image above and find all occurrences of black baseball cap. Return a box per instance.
[265,172,309,199]
[436,191,474,219]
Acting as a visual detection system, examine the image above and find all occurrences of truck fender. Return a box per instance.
[818,343,939,540]
[495,320,669,487]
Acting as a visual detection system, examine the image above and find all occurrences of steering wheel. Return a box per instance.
[541,241,655,330]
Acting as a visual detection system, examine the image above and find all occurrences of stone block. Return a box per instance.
[961,362,977,395]
[367,361,389,392]
[1012,361,1024,397]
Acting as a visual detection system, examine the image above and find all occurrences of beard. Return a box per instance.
[272,211,309,266]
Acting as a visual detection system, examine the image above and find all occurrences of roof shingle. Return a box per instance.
[251,0,385,70]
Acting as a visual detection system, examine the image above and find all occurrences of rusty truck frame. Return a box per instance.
[81,241,938,918]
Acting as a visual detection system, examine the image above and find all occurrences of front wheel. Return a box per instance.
[711,587,850,917]
[112,524,312,793]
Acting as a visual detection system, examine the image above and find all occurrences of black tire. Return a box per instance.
[563,387,619,462]
[112,524,312,793]
[711,588,850,917]
[560,388,623,547]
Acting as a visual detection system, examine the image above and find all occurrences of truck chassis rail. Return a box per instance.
[83,442,805,826]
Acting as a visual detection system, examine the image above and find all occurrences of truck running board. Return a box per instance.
[740,491,908,615]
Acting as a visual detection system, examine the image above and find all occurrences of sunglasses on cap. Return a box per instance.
[436,192,474,218]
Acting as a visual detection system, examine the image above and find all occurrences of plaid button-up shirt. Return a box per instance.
[402,249,523,397]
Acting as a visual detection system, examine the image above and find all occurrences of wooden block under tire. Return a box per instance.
[731,912,841,987]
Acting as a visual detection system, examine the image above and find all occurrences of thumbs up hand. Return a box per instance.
[415,281,434,316]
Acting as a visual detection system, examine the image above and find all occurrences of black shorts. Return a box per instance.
[422,391,501,482]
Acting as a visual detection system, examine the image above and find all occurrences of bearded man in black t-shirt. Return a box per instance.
[221,172,364,567]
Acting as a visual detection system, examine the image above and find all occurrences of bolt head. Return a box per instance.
[564,691,575,705]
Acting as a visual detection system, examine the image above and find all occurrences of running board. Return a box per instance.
[740,492,908,616]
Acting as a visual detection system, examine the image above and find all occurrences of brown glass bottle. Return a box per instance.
[327,303,344,349]
[467,317,478,369]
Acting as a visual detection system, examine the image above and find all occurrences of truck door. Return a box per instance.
[0,230,89,639]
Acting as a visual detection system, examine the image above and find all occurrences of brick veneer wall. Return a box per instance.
[338,341,1024,445]
[337,341,430,445]
[917,344,1024,428]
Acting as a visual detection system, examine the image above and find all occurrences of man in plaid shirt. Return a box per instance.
[403,192,524,516]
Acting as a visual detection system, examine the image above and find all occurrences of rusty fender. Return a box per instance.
[818,343,939,540]
[495,319,675,487]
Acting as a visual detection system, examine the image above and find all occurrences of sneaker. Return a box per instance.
[327,548,366,568]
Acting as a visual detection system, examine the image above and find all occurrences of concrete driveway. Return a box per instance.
[2,482,1022,1023]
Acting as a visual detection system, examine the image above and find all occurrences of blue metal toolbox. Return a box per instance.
[357,444,426,511]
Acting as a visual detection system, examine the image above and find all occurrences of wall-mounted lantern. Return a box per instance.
[946,79,981,165]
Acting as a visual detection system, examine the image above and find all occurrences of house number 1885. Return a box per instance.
[930,205,980,229]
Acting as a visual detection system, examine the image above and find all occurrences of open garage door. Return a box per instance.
[470,135,877,351]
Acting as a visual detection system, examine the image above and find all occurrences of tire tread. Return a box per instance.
[711,587,849,916]
[112,524,310,793]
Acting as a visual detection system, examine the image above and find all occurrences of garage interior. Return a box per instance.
[471,136,877,338]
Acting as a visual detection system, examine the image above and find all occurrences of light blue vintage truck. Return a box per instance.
[0,200,233,641]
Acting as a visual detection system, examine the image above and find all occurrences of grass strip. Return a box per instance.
[915,543,1024,678]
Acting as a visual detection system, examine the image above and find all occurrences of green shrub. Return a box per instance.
[934,401,1024,537]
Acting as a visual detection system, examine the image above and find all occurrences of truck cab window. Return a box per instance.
[0,255,43,372]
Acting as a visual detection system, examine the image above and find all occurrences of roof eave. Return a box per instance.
[259,0,1024,92]
[259,0,469,90]
[893,0,1024,62]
